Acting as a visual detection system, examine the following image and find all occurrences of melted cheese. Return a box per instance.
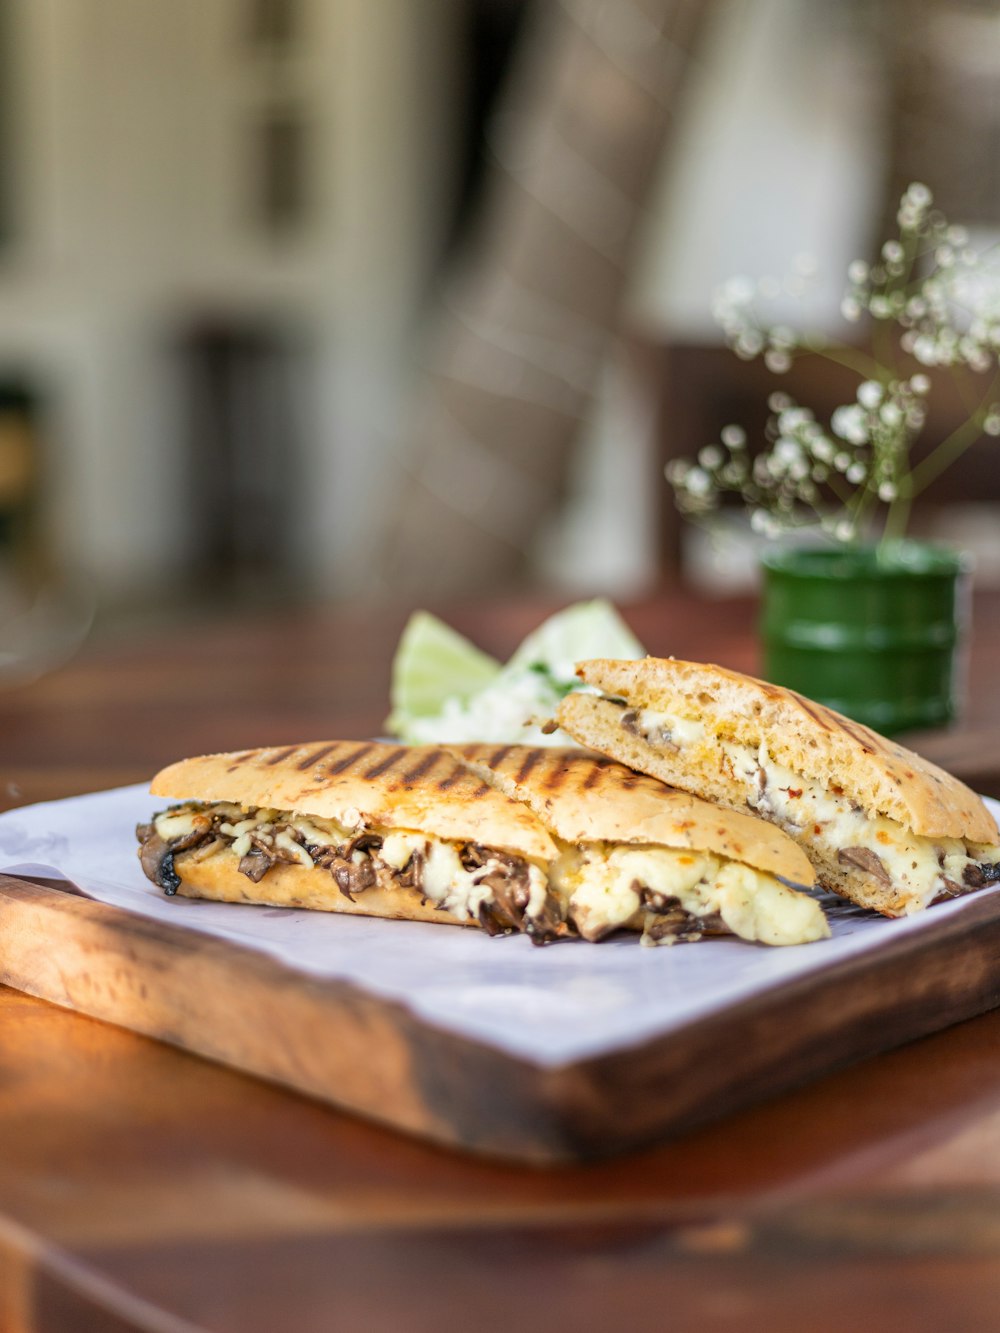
[549,843,828,945]
[629,705,993,911]
[153,800,828,945]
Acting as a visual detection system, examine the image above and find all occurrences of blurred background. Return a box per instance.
[1,0,1000,660]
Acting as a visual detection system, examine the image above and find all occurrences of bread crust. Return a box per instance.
[171,845,473,926]
[450,743,816,886]
[151,741,557,861]
[567,657,998,844]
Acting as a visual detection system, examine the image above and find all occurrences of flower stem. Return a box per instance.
[908,371,1000,494]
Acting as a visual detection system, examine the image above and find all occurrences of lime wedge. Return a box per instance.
[506,599,645,685]
[387,611,502,735]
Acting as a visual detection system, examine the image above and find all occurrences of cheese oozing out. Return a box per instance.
[621,705,1000,911]
[548,843,828,946]
[150,800,829,946]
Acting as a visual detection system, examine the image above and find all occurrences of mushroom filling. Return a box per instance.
[135,801,830,947]
[136,801,566,945]
[619,705,1000,910]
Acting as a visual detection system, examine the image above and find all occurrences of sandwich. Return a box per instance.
[136,738,828,947]
[557,658,1000,917]
[450,744,826,945]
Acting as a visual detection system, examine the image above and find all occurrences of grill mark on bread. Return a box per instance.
[327,743,375,775]
[297,743,337,771]
[541,760,571,791]
[436,766,464,791]
[515,749,545,783]
[402,751,441,784]
[489,746,512,768]
[226,751,259,772]
[264,746,300,766]
[791,696,835,732]
[364,752,407,780]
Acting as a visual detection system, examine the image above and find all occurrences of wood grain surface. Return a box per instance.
[3,589,1000,1329]
[4,872,1000,1168]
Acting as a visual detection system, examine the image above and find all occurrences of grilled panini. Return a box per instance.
[557,658,1000,917]
[452,744,826,945]
[137,739,828,947]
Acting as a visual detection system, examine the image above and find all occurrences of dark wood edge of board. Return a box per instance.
[2,874,1000,1165]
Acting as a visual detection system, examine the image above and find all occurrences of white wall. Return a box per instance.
[0,0,462,599]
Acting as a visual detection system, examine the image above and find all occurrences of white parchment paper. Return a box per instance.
[2,785,998,1067]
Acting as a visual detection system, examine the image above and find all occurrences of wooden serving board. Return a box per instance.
[4,873,1000,1165]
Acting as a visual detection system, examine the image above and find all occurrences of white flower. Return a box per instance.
[882,240,904,264]
[764,349,792,373]
[878,482,898,501]
[834,519,855,541]
[847,260,869,286]
[773,438,802,466]
[721,424,746,448]
[984,412,1000,437]
[846,462,867,484]
[778,407,809,433]
[834,451,852,472]
[841,297,862,322]
[698,445,724,469]
[870,295,892,319]
[913,334,938,366]
[880,402,903,428]
[831,404,869,445]
[736,331,764,359]
[907,182,932,209]
[910,373,930,395]
[684,467,712,497]
[857,380,884,409]
[811,437,835,463]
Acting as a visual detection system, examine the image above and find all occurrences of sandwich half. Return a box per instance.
[137,738,827,947]
[452,745,826,946]
[557,658,1000,917]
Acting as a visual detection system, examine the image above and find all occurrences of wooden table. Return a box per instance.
[3,589,1000,1332]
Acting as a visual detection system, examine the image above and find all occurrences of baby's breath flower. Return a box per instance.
[735,331,764,359]
[668,184,1000,548]
[831,405,869,445]
[684,467,711,497]
[880,402,903,428]
[698,445,724,469]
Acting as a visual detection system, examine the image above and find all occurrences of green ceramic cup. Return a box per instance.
[760,542,969,734]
